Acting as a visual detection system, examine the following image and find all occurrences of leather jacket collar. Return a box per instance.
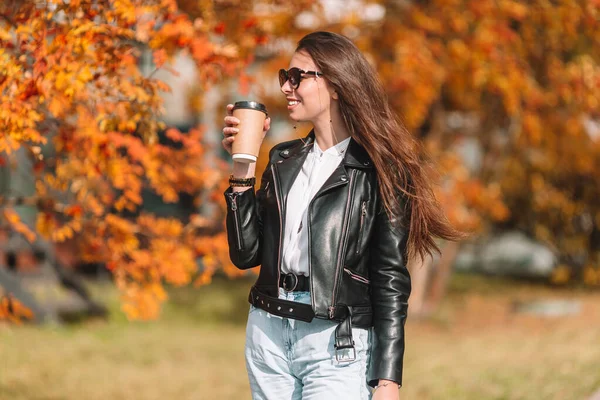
[272,130,374,209]
[277,130,374,170]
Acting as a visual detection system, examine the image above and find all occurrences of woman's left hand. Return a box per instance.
[372,380,400,400]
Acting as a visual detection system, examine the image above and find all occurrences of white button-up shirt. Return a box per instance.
[281,137,351,276]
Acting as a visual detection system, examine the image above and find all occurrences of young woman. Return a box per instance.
[222,31,460,400]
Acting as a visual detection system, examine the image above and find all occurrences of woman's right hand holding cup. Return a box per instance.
[222,103,270,156]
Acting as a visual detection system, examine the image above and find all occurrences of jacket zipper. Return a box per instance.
[271,164,284,293]
[229,194,243,251]
[355,201,367,255]
[329,169,357,319]
[344,267,370,284]
[308,173,353,313]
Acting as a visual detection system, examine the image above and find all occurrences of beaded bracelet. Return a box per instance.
[229,175,256,187]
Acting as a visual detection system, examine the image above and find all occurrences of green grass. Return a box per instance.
[1,273,599,400]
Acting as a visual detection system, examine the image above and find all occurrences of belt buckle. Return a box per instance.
[335,345,356,363]
[283,273,298,292]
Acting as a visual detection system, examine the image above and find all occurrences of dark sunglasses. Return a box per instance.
[278,67,323,89]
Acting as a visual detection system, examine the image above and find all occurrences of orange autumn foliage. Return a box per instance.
[0,294,34,324]
[374,0,600,280]
[2,0,598,325]
[0,0,315,321]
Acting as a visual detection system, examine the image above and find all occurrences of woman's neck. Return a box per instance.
[312,115,351,151]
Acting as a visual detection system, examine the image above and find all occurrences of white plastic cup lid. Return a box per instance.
[232,153,257,163]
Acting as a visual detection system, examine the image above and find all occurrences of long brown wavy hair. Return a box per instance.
[297,31,463,261]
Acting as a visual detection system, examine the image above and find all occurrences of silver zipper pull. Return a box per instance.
[328,306,335,319]
[230,195,237,211]
[361,201,367,215]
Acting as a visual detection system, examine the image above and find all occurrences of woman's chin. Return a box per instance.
[289,111,304,122]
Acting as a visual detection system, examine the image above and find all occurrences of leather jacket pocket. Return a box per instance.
[355,200,368,255]
[344,267,370,285]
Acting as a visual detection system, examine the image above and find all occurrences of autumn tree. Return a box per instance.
[0,0,314,321]
[362,0,600,286]
[2,0,598,323]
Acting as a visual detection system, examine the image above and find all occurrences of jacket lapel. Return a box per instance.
[272,130,374,204]
[312,163,350,199]
[272,133,313,209]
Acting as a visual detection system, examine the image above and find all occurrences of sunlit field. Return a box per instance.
[1,273,599,400]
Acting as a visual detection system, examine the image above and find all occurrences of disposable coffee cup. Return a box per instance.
[231,101,268,163]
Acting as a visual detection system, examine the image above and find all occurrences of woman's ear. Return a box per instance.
[332,91,339,100]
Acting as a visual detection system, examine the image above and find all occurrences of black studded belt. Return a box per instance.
[279,272,310,292]
[249,286,314,322]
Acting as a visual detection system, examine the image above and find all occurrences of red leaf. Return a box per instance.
[213,22,225,35]
[255,34,268,45]
[242,18,257,30]
[65,205,83,217]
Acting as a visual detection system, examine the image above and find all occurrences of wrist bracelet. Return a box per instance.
[373,382,390,391]
[229,175,256,187]
[373,382,394,392]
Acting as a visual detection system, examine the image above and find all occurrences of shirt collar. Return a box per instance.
[312,136,352,157]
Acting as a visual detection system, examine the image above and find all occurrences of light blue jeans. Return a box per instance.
[245,289,372,400]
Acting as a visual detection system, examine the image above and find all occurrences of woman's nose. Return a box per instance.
[280,79,293,95]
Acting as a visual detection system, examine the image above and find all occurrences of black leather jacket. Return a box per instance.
[224,131,411,386]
